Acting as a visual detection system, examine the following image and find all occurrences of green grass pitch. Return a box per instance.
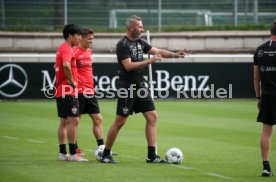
[0,99,275,182]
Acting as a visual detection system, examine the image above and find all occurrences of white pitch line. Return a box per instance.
[169,164,193,170]
[83,148,93,152]
[169,164,231,180]
[27,139,45,144]
[207,172,232,180]
[1,135,18,140]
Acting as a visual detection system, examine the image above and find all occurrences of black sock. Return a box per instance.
[69,143,76,155]
[102,149,111,158]
[59,144,67,154]
[263,161,271,171]
[97,139,104,146]
[147,146,156,159]
[75,141,79,149]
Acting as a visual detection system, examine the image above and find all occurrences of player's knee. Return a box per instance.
[153,112,158,121]
[59,121,67,128]
[114,117,127,129]
[67,117,79,126]
[93,115,103,126]
[116,120,126,129]
[149,111,158,122]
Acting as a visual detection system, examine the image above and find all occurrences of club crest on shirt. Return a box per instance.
[123,107,129,115]
[130,45,137,57]
[71,107,78,114]
[258,50,263,57]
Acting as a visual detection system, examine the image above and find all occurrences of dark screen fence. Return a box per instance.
[0,62,255,99]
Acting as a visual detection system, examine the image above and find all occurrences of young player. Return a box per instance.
[73,28,105,156]
[55,24,88,162]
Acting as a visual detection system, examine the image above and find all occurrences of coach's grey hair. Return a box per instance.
[126,15,142,28]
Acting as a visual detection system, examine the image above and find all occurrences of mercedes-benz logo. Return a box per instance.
[0,64,28,98]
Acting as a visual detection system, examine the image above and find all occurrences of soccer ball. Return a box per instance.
[165,147,183,164]
[95,145,105,161]
[95,145,113,161]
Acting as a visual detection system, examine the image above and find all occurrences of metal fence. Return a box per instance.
[0,0,276,31]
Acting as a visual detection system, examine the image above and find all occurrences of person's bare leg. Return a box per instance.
[58,118,67,145]
[261,124,273,161]
[104,115,127,151]
[260,123,273,175]
[58,118,68,159]
[143,110,166,163]
[67,116,79,155]
[90,113,104,140]
[143,110,158,146]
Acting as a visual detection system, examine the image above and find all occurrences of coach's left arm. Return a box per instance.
[148,47,188,59]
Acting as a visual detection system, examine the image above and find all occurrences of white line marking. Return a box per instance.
[168,163,232,180]
[1,135,18,140]
[83,148,93,152]
[122,155,139,160]
[27,139,45,144]
[207,172,232,180]
[169,164,193,170]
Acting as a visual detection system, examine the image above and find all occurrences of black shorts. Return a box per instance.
[78,93,100,115]
[116,85,155,117]
[257,96,276,125]
[56,95,79,118]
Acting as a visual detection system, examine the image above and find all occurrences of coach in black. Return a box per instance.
[101,15,187,163]
[254,20,276,177]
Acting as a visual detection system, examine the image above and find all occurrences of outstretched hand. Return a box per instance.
[176,49,189,58]
[149,53,162,64]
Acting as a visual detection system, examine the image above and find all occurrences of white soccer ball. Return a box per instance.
[165,147,183,164]
[95,145,113,161]
[95,145,105,161]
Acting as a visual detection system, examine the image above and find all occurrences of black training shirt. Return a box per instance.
[116,36,152,86]
[254,40,276,95]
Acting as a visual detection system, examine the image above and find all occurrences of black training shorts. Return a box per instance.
[56,95,79,118]
[78,93,100,115]
[257,96,276,125]
[116,84,155,117]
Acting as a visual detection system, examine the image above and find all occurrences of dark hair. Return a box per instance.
[63,24,82,39]
[81,28,94,37]
[271,20,276,36]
